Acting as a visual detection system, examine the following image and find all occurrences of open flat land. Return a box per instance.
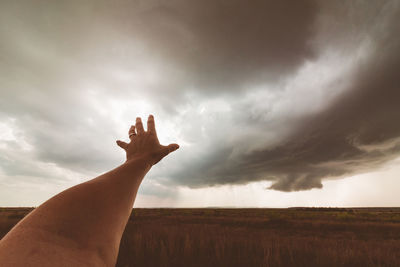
[1,208,399,267]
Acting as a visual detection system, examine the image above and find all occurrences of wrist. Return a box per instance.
[123,156,152,171]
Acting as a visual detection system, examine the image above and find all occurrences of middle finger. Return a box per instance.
[136,117,145,135]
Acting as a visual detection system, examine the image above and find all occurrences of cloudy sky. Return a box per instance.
[1,0,399,207]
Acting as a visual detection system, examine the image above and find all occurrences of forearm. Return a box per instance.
[0,115,179,267]
[0,158,151,266]
[25,158,150,241]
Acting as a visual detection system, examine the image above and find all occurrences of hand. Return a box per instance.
[116,115,179,166]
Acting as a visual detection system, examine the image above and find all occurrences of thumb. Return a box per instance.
[167,143,180,153]
[116,140,128,150]
[160,143,180,157]
[155,143,180,164]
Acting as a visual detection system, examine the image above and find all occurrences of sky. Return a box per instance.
[0,0,399,207]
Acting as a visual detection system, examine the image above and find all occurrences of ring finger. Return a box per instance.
[128,125,136,140]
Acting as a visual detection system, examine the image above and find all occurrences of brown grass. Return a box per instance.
[1,207,400,266]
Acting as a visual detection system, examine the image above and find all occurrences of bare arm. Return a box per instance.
[0,115,179,267]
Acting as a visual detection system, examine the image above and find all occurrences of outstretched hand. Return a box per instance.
[116,115,179,166]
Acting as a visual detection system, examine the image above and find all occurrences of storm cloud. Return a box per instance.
[171,0,400,191]
[0,0,400,199]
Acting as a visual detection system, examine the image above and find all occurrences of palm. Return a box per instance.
[116,115,179,165]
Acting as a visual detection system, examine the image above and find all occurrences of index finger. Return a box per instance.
[147,114,156,134]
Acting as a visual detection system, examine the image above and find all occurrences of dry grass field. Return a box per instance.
[1,207,399,267]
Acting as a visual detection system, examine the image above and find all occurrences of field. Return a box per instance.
[1,208,400,267]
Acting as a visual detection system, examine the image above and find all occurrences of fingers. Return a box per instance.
[133,115,156,135]
[128,125,136,140]
[147,114,156,134]
[116,140,128,150]
[136,117,145,135]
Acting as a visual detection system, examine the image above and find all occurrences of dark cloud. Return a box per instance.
[121,0,319,91]
[0,0,319,101]
[171,1,400,191]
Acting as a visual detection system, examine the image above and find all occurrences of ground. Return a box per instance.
[1,207,399,267]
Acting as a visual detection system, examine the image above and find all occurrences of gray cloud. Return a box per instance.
[0,0,319,174]
[0,0,319,105]
[0,0,399,199]
[122,0,319,91]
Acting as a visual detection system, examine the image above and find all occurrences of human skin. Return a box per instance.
[0,115,179,266]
